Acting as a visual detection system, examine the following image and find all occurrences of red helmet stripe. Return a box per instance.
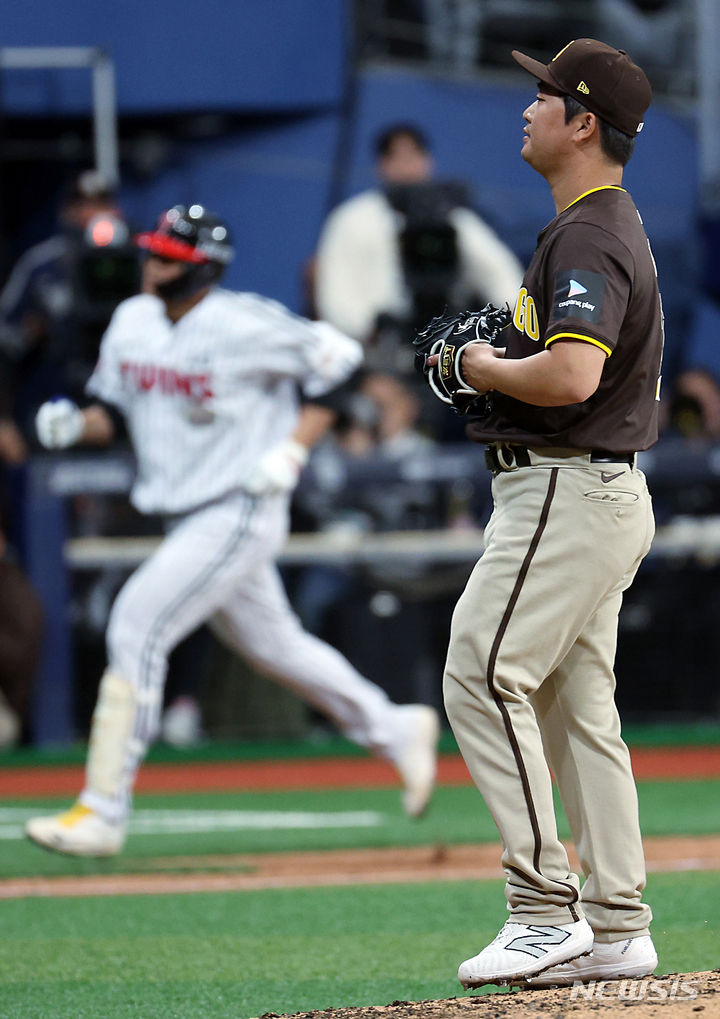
[134,231,209,263]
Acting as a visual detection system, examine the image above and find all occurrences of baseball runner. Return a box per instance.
[417,40,662,988]
[25,204,439,857]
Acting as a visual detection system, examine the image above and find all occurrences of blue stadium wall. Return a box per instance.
[2,0,347,113]
[121,69,697,376]
[2,0,698,373]
[1,2,702,740]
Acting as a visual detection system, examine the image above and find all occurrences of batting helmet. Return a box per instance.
[135,204,234,300]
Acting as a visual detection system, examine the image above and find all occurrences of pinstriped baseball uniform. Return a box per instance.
[87,290,361,514]
[80,288,417,823]
[444,186,664,941]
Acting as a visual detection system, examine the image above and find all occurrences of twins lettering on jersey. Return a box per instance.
[120,361,214,401]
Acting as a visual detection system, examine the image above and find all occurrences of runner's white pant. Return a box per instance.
[81,491,405,822]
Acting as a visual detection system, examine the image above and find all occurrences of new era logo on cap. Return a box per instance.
[512,38,652,137]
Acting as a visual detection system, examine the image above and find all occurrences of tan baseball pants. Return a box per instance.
[444,450,655,940]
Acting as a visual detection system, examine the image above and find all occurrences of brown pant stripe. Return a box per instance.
[485,468,579,921]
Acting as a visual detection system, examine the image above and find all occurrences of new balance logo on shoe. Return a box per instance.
[506,925,571,959]
[457,918,594,988]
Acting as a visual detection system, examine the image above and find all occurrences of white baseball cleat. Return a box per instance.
[524,934,658,986]
[458,917,594,988]
[395,704,440,818]
[25,802,126,857]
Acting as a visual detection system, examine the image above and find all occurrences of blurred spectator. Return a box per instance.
[0,169,140,440]
[0,531,44,748]
[291,375,441,643]
[0,353,43,746]
[0,171,140,745]
[294,391,382,540]
[297,373,440,537]
[666,296,720,438]
[0,353,43,745]
[669,370,720,438]
[313,123,524,378]
[360,371,436,460]
[290,394,380,635]
[0,353,28,467]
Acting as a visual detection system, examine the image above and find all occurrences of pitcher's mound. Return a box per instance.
[257,969,719,1019]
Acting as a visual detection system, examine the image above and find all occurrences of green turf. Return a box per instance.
[1,718,717,769]
[0,871,716,1019]
[2,778,718,879]
[620,720,720,747]
[1,759,718,1018]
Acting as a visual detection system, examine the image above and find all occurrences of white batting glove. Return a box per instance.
[244,439,309,496]
[35,398,86,449]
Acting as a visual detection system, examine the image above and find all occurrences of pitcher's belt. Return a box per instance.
[485,444,636,475]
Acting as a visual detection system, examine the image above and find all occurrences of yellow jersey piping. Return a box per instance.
[563,185,626,212]
[545,332,612,356]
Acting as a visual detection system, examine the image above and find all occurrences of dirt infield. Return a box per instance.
[2,745,719,798]
[5,749,718,1018]
[5,841,718,1017]
[2,832,718,899]
[254,970,720,1019]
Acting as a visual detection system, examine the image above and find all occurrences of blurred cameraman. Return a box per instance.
[0,170,139,745]
[313,123,523,373]
[0,169,140,444]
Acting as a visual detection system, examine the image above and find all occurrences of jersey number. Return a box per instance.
[513,287,540,341]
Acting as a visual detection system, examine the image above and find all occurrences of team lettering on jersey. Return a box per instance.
[120,361,214,401]
[512,287,540,341]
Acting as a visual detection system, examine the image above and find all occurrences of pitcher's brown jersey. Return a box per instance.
[467,186,664,452]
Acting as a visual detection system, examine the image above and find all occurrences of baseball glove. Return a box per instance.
[413,304,512,415]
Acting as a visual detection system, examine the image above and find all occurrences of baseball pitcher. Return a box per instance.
[417,41,662,989]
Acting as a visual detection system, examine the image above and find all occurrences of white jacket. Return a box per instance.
[314,189,524,341]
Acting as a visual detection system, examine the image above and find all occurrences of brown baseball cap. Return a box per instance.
[512,38,652,137]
